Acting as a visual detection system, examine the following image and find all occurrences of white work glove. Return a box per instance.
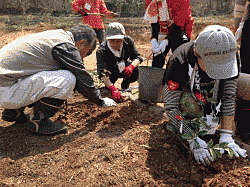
[150,38,161,56]
[188,137,213,165]
[102,97,116,107]
[158,39,168,53]
[219,133,247,158]
[201,114,219,135]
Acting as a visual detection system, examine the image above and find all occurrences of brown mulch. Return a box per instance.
[0,18,250,186]
[0,90,249,186]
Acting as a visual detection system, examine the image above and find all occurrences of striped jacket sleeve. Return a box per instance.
[220,79,238,117]
[163,85,195,135]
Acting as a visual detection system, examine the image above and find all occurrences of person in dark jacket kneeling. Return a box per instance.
[96,22,143,102]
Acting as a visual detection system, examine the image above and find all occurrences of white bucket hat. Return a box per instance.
[194,25,238,79]
[106,22,125,40]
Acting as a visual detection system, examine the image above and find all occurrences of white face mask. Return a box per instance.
[107,40,123,57]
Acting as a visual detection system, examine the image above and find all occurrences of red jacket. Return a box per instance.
[145,0,194,38]
[72,0,112,29]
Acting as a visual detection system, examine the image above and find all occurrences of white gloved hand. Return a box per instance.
[102,97,116,107]
[158,39,168,53]
[219,133,247,158]
[201,114,219,135]
[188,137,213,165]
[150,38,161,55]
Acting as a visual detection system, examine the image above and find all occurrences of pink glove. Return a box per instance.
[123,64,135,78]
[108,85,124,102]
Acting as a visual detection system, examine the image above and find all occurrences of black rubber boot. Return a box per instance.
[2,108,29,124]
[29,98,67,135]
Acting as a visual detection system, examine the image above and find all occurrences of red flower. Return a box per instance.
[175,115,184,120]
[167,80,180,91]
[195,92,207,104]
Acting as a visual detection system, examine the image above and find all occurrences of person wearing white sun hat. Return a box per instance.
[96,22,143,102]
[163,25,247,165]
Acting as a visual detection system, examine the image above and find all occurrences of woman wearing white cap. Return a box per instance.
[96,22,143,102]
[163,25,247,165]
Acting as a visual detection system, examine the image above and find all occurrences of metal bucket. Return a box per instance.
[237,73,250,100]
[236,73,250,140]
[138,66,165,103]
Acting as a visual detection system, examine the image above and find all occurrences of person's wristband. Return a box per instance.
[218,129,234,135]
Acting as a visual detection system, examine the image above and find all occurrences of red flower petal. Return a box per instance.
[195,92,207,104]
[175,115,184,120]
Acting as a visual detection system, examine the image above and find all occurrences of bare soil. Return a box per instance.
[0,18,250,187]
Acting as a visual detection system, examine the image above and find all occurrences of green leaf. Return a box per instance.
[202,90,208,95]
[198,101,205,105]
[209,148,217,160]
[214,149,223,158]
[218,142,229,149]
[196,112,204,118]
[181,111,189,116]
[207,139,214,148]
[225,148,235,159]
[207,98,218,104]
[181,133,194,140]
[190,123,199,132]
[198,130,208,136]
[213,142,228,149]
[209,89,214,94]
[165,124,178,133]
[213,143,225,158]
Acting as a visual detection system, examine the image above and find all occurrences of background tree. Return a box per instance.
[0,0,235,17]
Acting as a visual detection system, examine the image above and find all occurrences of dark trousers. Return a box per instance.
[240,17,250,74]
[94,28,105,44]
[109,67,139,85]
[152,24,189,68]
[236,98,250,141]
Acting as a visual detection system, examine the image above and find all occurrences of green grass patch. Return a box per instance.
[0,14,234,33]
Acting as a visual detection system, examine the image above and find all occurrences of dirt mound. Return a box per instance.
[0,91,249,186]
[0,17,250,186]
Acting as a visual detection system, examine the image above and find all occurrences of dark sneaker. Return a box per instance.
[121,79,130,90]
[28,118,67,135]
[2,108,29,124]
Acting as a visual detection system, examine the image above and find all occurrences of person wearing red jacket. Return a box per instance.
[144,0,194,68]
[72,0,118,44]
